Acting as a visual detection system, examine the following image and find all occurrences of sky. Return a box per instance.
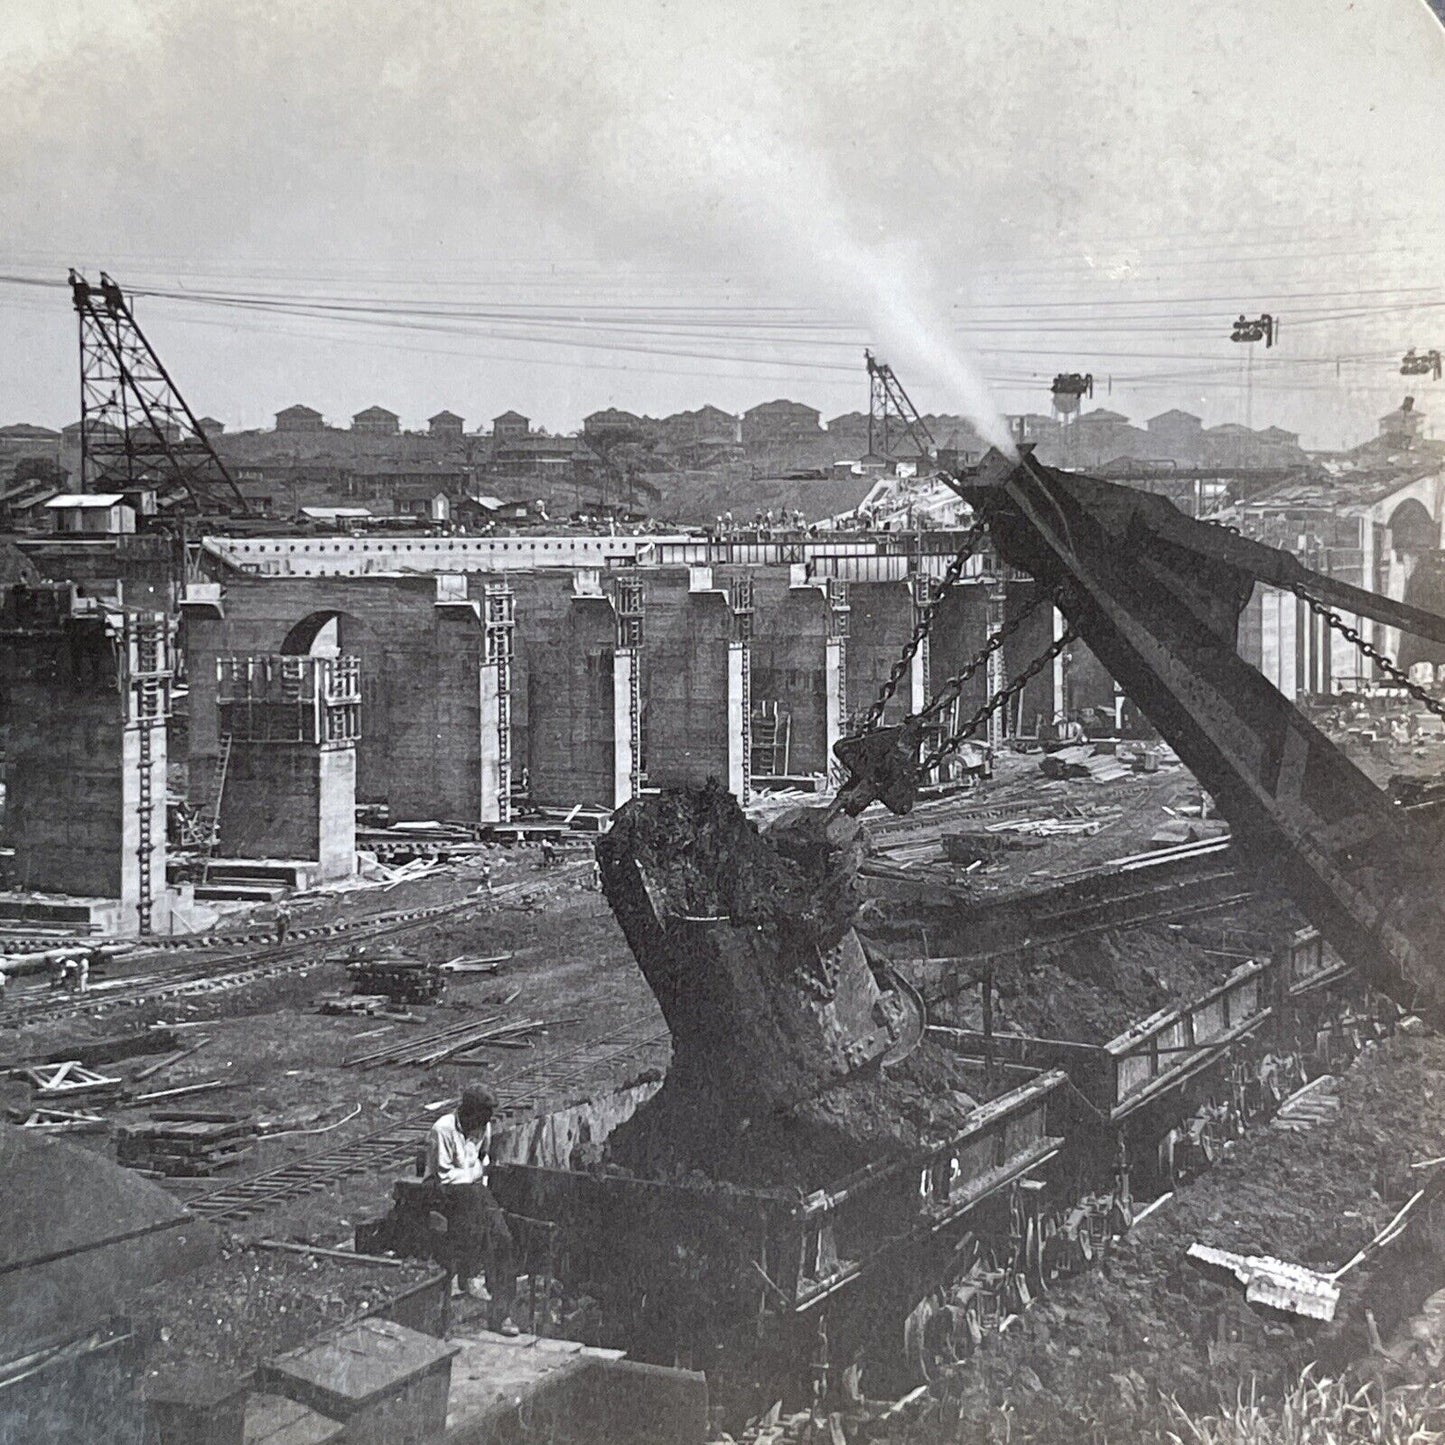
[1,0,1443,449]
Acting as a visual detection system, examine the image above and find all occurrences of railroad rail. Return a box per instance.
[183,1010,671,1222]
[0,868,581,1027]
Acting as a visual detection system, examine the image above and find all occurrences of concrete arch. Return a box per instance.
[280,609,368,658]
[1388,497,1438,556]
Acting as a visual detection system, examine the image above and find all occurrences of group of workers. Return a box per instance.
[712,508,812,536]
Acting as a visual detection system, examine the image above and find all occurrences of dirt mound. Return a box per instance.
[984,925,1238,1043]
[603,1039,993,1191]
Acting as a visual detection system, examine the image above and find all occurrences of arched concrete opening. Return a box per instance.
[273,609,383,803]
[1388,497,1438,558]
[280,609,365,659]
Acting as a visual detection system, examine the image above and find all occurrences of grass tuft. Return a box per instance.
[1166,1367,1445,1445]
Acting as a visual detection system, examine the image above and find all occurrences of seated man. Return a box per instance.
[425,1085,519,1336]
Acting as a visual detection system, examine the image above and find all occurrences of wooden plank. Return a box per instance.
[254,1240,411,1268]
[131,1079,241,1104]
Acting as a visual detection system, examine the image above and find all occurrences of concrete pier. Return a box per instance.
[0,583,173,933]
[214,652,360,881]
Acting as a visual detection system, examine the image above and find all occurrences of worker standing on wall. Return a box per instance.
[424,1085,519,1335]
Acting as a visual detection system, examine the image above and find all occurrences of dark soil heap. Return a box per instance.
[596,781,869,1107]
[941,925,1246,1044]
[596,783,985,1188]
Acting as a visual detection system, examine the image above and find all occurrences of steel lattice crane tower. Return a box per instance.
[866,350,936,466]
[69,270,249,516]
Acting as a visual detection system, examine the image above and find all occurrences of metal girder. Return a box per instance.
[946,450,1445,1029]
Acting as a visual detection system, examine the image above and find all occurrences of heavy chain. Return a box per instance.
[1297,591,1445,726]
[921,626,1078,771]
[916,590,1054,727]
[856,508,994,734]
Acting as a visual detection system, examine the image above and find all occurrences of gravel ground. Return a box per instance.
[125,1243,438,1377]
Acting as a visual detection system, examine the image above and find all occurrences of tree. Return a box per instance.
[9,456,67,491]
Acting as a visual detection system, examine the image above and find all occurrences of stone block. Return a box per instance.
[259,1318,457,1445]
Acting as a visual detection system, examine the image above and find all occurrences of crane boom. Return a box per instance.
[838,448,1445,1027]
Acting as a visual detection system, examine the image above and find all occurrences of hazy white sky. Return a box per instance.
[2,0,1443,447]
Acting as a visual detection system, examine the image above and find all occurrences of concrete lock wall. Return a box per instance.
[727,567,834,779]
[3,634,167,932]
[930,582,994,728]
[508,573,631,810]
[846,580,922,729]
[182,565,1075,826]
[185,575,493,822]
[218,743,356,876]
[8,694,128,899]
[1003,580,1059,734]
[641,569,742,792]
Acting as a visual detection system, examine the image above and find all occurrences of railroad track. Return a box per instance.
[0,868,582,1027]
[183,1011,671,1223]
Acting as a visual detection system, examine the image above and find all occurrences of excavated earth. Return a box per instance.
[924,923,1252,1044]
[865,889,1305,1044]
[127,1246,437,1378]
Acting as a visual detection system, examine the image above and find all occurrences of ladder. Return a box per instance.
[484,587,515,824]
[750,702,791,778]
[198,733,233,884]
[136,716,153,936]
[613,578,646,800]
[628,647,642,799]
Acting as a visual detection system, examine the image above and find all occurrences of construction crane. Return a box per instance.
[69,270,249,517]
[866,349,936,465]
[1049,372,1094,419]
[1401,348,1443,380]
[832,446,1445,1030]
[1230,312,1279,348]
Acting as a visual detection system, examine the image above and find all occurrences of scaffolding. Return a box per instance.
[729,577,755,796]
[612,578,645,799]
[216,655,361,745]
[749,701,792,779]
[69,271,248,515]
[827,578,851,786]
[484,585,515,824]
[123,614,172,936]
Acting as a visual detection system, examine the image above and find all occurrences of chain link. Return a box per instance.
[1297,591,1445,726]
[921,627,1078,771]
[916,591,1054,727]
[855,509,994,734]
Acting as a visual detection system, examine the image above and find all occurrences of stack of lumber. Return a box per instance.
[116,1113,254,1176]
[315,993,402,1016]
[345,955,445,1004]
